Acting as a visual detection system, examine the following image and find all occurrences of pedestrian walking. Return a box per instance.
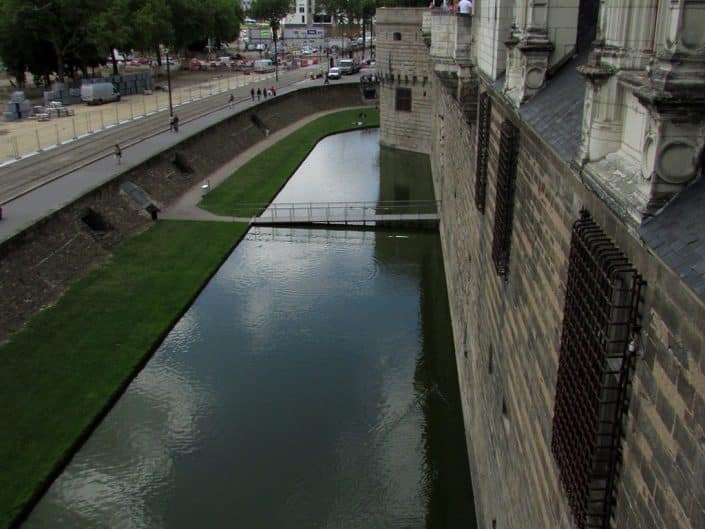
[114,144,122,165]
[263,87,268,100]
[257,88,261,101]
[250,87,255,101]
[228,93,234,109]
[270,85,276,96]
[170,113,179,132]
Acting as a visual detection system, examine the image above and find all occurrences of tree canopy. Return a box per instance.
[0,0,242,84]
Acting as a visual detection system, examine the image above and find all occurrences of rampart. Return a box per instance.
[377,7,705,529]
[432,77,705,528]
[0,83,366,344]
[430,48,705,529]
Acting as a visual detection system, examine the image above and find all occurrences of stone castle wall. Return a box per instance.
[0,84,367,344]
[376,8,433,154]
[430,73,705,529]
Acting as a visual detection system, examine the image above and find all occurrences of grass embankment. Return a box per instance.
[0,220,248,529]
[0,107,380,528]
[199,107,379,216]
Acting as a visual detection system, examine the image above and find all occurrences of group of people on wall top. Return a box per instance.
[430,0,473,14]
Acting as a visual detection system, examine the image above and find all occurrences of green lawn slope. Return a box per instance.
[0,220,247,529]
[199,107,379,216]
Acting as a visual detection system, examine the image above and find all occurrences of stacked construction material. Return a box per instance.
[2,92,33,122]
[43,82,82,106]
[83,72,154,96]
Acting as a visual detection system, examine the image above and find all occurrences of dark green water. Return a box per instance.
[22,130,476,529]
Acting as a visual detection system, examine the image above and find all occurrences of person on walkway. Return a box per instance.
[228,93,234,109]
[171,113,179,132]
[250,87,255,101]
[270,85,276,96]
[263,87,268,100]
[257,87,261,101]
[458,0,472,13]
[114,144,122,165]
[324,72,329,85]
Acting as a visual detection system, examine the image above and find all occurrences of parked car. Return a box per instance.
[190,58,208,70]
[327,67,341,80]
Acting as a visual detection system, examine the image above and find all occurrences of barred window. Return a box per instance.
[490,119,519,278]
[475,92,491,213]
[551,210,644,529]
[395,88,412,112]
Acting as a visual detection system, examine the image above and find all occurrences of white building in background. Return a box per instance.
[240,0,253,14]
[283,0,332,26]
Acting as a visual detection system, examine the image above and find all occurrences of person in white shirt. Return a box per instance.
[458,0,472,14]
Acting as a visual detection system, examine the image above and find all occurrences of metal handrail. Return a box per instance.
[243,200,441,224]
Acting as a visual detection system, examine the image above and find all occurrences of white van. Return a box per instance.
[80,82,120,104]
[253,59,275,73]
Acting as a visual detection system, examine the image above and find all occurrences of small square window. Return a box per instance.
[395,88,412,112]
[393,32,402,41]
[299,6,304,12]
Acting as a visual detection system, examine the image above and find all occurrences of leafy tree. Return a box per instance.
[89,0,132,74]
[359,0,376,61]
[250,0,290,80]
[34,0,95,81]
[130,0,174,64]
[207,0,243,46]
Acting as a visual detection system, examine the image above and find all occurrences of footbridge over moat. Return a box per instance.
[242,200,440,228]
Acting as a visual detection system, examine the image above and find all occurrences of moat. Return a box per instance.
[23,130,476,529]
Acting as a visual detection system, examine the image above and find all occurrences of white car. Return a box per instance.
[327,67,341,80]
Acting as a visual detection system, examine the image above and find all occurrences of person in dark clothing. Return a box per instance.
[250,87,255,101]
[170,113,179,132]
[114,144,122,165]
[257,87,261,101]
[228,93,234,109]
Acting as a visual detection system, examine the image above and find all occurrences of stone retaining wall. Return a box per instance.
[431,73,705,529]
[0,84,366,344]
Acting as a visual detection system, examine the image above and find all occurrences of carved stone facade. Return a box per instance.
[579,0,705,225]
[380,3,705,529]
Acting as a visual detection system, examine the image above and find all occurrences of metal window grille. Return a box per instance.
[551,210,645,529]
[395,88,412,112]
[474,92,491,213]
[490,119,519,278]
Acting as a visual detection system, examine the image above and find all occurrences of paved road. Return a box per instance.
[0,66,358,206]
[0,72,365,244]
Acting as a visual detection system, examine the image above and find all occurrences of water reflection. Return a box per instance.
[23,130,475,529]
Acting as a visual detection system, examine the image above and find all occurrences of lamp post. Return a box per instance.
[165,48,174,117]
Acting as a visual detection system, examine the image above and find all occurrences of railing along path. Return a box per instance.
[240,200,441,227]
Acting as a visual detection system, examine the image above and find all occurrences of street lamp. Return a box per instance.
[165,47,174,117]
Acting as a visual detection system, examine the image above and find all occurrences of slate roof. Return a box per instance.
[518,53,588,162]
[639,175,705,300]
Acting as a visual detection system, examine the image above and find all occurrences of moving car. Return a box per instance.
[328,67,341,80]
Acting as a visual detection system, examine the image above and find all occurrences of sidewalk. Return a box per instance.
[161,107,363,222]
[0,78,361,244]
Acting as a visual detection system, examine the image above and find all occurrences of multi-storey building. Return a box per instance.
[378,2,704,529]
[283,0,332,26]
